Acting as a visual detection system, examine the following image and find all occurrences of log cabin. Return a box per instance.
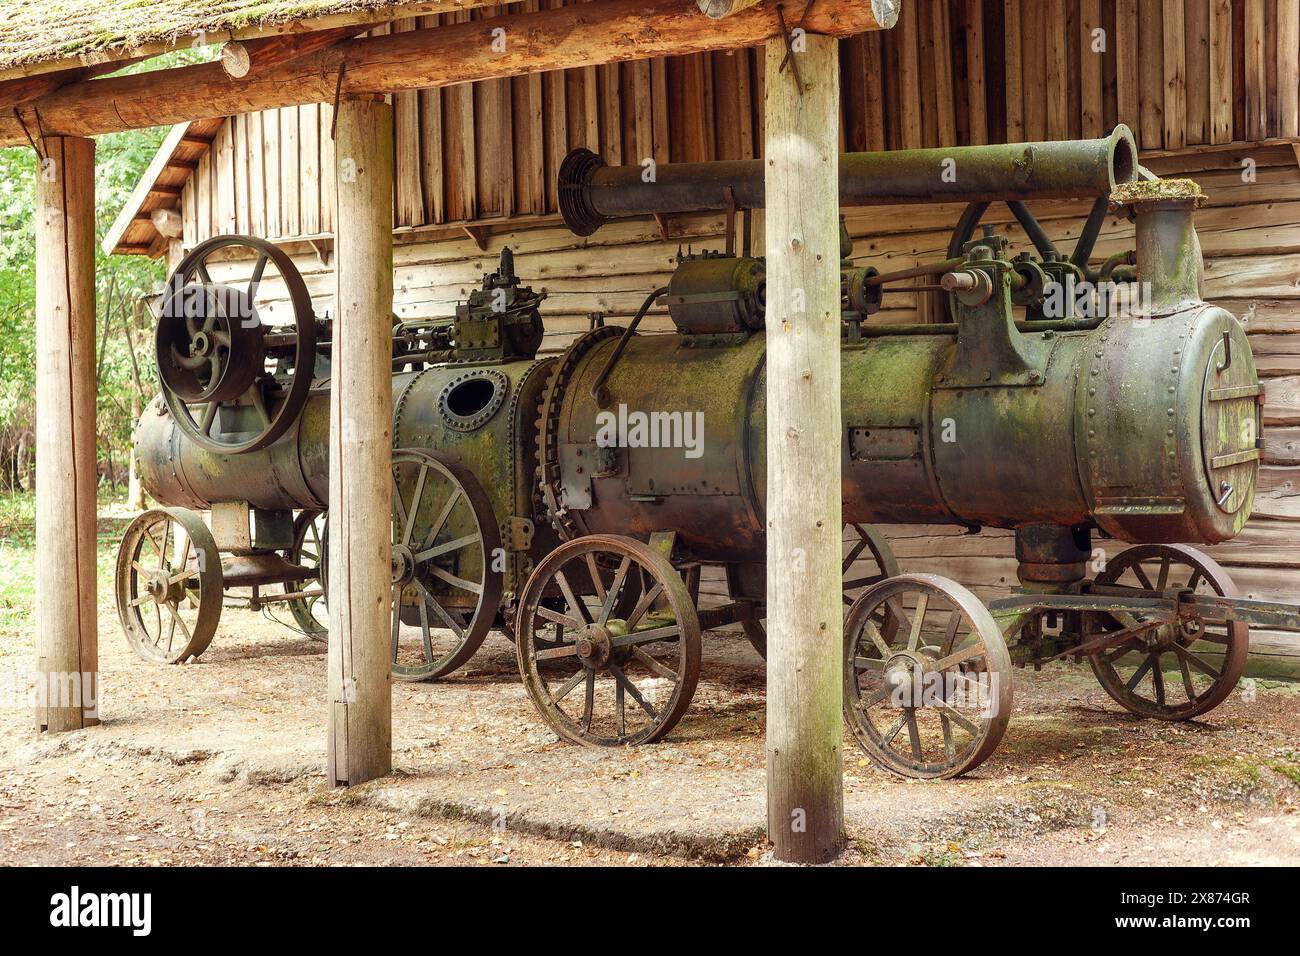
[102,0,1300,678]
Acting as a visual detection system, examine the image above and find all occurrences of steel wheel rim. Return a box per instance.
[515,535,702,747]
[285,510,328,642]
[389,451,501,682]
[843,573,1012,779]
[115,508,221,664]
[1088,544,1248,720]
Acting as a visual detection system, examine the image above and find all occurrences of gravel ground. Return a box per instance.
[1,583,1298,866]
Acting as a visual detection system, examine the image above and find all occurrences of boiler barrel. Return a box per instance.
[551,304,1259,561]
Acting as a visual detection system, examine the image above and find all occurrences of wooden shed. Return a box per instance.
[108,0,1300,676]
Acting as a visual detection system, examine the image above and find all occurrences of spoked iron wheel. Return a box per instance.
[1087,544,1248,720]
[843,573,1012,779]
[389,450,502,682]
[115,508,223,664]
[515,535,702,746]
[734,523,898,659]
[282,510,327,642]
[156,236,316,455]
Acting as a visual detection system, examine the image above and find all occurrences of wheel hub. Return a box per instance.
[883,651,926,704]
[144,571,170,602]
[574,625,613,669]
[391,544,416,586]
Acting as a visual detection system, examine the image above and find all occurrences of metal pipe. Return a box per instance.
[559,126,1139,236]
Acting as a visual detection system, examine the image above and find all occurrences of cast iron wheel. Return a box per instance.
[282,510,328,642]
[735,523,899,659]
[515,535,702,747]
[389,450,503,682]
[157,235,316,455]
[115,507,223,664]
[843,573,1013,779]
[1087,544,1248,720]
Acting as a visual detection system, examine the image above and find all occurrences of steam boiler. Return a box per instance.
[117,125,1300,779]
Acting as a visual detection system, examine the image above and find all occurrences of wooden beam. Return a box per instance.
[220,25,368,79]
[764,32,844,865]
[0,0,898,148]
[0,57,147,111]
[327,96,395,789]
[1278,0,1300,138]
[697,0,764,16]
[1209,0,1233,144]
[35,136,98,733]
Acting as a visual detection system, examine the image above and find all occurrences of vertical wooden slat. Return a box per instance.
[1278,0,1300,137]
[233,115,250,234]
[713,51,742,160]
[1046,0,1070,139]
[262,109,281,238]
[1162,0,1187,148]
[1021,0,1046,140]
[393,24,423,227]
[544,68,567,212]
[965,0,987,145]
[300,104,322,235]
[582,65,600,150]
[1080,0,1104,137]
[279,105,300,236]
[931,0,958,146]
[34,135,98,734]
[476,74,513,219]
[632,58,653,163]
[216,121,236,235]
[320,103,335,235]
[1137,0,1165,149]
[1209,0,1234,143]
[182,178,196,248]
[1243,0,1267,140]
[897,0,923,148]
[1004,0,1024,141]
[651,58,670,165]
[247,111,266,237]
[600,62,622,164]
[1116,0,1141,133]
[1185,0,1211,144]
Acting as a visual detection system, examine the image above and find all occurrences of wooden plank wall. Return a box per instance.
[175,0,1300,674]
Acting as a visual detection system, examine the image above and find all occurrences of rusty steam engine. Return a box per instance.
[118,126,1300,778]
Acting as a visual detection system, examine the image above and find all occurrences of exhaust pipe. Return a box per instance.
[559,125,1139,236]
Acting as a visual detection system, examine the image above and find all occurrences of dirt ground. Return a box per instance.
[1,516,1298,866]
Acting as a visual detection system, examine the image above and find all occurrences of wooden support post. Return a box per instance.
[327,96,395,787]
[34,136,98,732]
[763,33,844,865]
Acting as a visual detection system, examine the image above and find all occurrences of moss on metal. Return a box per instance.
[1110,178,1207,206]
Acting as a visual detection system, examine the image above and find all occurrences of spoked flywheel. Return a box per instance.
[1086,544,1248,720]
[156,235,316,454]
[729,523,899,659]
[389,450,503,682]
[843,573,1013,779]
[115,507,223,664]
[515,534,702,746]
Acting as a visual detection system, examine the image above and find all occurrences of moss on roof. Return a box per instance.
[0,1,439,76]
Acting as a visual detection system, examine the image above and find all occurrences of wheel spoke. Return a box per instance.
[1151,655,1166,705]
[584,553,608,604]
[625,581,664,630]
[199,401,219,436]
[1178,652,1196,700]
[554,570,592,625]
[610,664,657,720]
[581,671,595,731]
[907,593,929,651]
[415,532,479,563]
[427,565,483,595]
[935,699,981,736]
[248,252,269,300]
[1172,642,1222,680]
[940,712,955,760]
[631,645,678,681]
[390,585,403,661]
[1130,564,1154,590]
[162,601,191,648]
[552,668,587,702]
[421,487,462,552]
[403,465,428,546]
[906,711,923,761]
[1125,654,1155,692]
[1156,557,1171,591]
[611,624,680,648]
[842,537,868,573]
[932,642,985,672]
[536,604,582,629]
[412,578,465,640]
[247,384,271,427]
[598,556,631,625]
[861,619,891,657]
[881,713,907,746]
